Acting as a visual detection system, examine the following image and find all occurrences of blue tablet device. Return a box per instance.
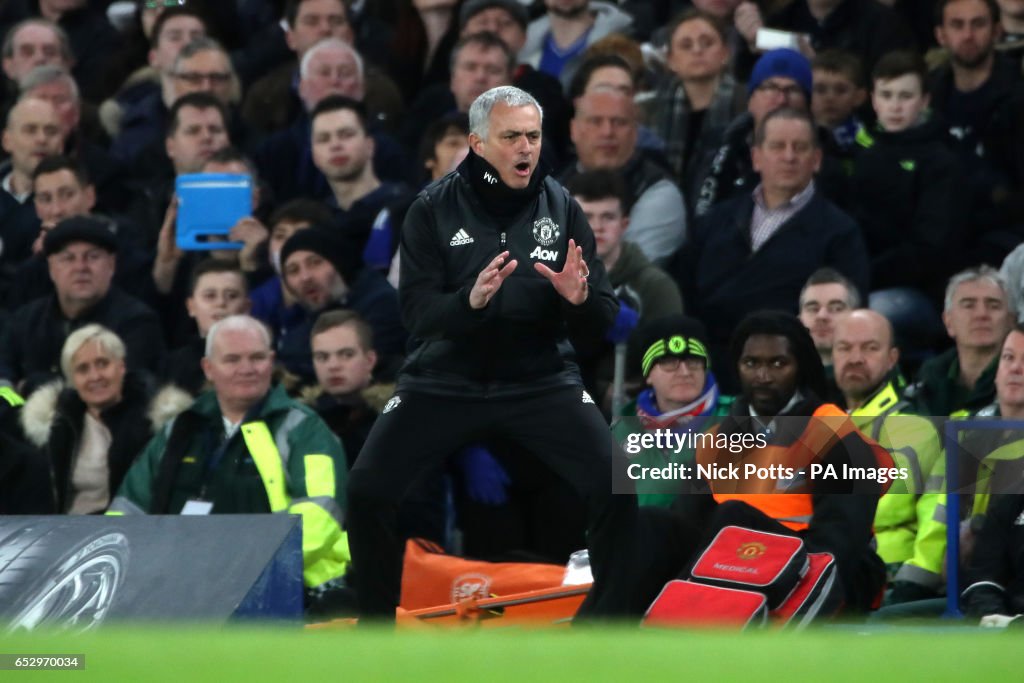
[175,173,252,250]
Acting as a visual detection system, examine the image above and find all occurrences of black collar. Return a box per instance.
[458,150,548,220]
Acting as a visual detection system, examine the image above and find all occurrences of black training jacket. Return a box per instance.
[396,156,618,399]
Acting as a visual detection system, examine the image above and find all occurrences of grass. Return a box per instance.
[2,623,1023,682]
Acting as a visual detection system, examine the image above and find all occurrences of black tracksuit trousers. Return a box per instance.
[346,386,638,621]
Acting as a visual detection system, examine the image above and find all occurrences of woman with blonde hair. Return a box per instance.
[21,325,190,514]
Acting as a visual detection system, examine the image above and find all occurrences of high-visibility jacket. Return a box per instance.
[108,385,349,588]
[850,381,945,589]
[947,403,1024,521]
[698,403,894,531]
[0,386,24,408]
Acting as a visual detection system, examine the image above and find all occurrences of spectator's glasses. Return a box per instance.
[174,71,231,85]
[756,82,805,99]
[145,1,186,9]
[655,357,706,373]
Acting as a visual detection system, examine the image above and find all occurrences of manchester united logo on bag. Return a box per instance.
[532,217,559,246]
[736,542,767,559]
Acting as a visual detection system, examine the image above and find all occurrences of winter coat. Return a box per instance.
[20,373,191,513]
[850,118,964,295]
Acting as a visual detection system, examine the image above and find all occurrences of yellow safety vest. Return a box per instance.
[240,421,349,588]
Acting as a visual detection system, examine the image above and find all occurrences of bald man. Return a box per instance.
[0,97,64,269]
[561,87,686,265]
[1,97,63,202]
[833,309,946,606]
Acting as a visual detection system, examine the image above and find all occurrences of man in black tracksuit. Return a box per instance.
[346,85,637,621]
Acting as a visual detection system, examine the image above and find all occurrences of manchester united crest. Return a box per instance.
[532,217,560,246]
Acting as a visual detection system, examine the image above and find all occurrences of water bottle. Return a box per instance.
[562,549,593,586]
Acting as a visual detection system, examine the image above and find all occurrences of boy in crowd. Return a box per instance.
[811,50,867,163]
[849,51,963,348]
[165,259,252,395]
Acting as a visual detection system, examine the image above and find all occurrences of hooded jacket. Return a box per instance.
[608,241,683,322]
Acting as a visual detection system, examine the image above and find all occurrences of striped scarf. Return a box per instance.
[635,371,721,432]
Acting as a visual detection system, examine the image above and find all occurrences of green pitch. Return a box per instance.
[2,625,1022,681]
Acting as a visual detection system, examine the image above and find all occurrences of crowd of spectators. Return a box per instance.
[1,0,1024,624]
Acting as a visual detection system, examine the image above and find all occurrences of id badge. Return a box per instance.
[181,499,214,515]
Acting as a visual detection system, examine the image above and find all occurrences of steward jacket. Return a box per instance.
[904,347,998,418]
[397,153,618,399]
[850,119,963,295]
[108,385,349,588]
[683,395,891,610]
[20,374,190,514]
[950,402,1024,521]
[849,380,946,590]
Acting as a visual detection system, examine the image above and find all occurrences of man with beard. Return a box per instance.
[278,225,405,385]
[346,85,636,622]
[929,0,1024,267]
[833,309,946,606]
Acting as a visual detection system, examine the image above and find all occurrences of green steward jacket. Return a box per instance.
[109,385,349,588]
[850,381,945,589]
[904,347,997,417]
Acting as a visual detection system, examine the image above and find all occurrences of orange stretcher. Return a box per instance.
[397,583,591,628]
